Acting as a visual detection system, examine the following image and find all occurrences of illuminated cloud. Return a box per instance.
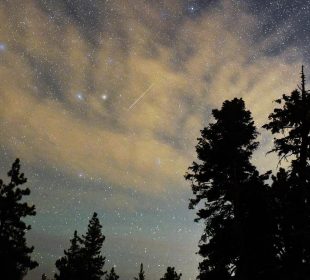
[0,0,303,194]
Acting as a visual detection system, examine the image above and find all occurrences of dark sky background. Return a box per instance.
[0,0,310,279]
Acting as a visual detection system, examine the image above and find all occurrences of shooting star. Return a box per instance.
[128,83,155,111]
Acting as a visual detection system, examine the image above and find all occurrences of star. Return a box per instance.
[0,43,6,52]
[76,92,84,101]
[101,94,108,100]
[187,4,199,14]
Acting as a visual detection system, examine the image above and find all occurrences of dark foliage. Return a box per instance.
[186,98,277,280]
[82,212,106,280]
[0,159,38,279]
[55,231,83,280]
[55,212,106,280]
[264,66,310,279]
[160,267,182,280]
[105,267,119,280]
[134,263,145,280]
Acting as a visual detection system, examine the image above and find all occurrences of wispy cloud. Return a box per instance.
[0,0,303,194]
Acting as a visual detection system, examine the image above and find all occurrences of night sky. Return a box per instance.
[0,1,310,279]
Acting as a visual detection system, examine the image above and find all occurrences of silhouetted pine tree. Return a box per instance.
[134,263,145,280]
[160,267,182,280]
[264,66,310,279]
[186,98,277,280]
[81,212,106,280]
[0,158,38,279]
[105,267,119,280]
[55,231,83,280]
[55,212,106,280]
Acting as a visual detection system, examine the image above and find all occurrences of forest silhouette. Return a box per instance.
[1,67,310,279]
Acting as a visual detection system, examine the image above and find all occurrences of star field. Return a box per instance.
[1,0,310,279]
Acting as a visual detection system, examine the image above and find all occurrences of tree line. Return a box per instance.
[0,160,182,280]
[1,67,310,279]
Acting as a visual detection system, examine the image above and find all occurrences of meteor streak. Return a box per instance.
[128,83,155,111]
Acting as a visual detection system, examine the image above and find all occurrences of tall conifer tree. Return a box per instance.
[81,212,106,280]
[55,212,106,280]
[55,231,83,280]
[0,159,38,279]
[186,98,276,280]
[264,66,310,279]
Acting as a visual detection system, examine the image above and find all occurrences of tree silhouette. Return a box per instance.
[55,212,106,280]
[134,263,145,280]
[186,98,276,280]
[0,158,38,279]
[160,267,182,280]
[55,231,83,280]
[264,66,310,279]
[105,267,119,280]
[81,212,106,280]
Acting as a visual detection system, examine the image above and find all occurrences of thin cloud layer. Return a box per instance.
[0,0,303,194]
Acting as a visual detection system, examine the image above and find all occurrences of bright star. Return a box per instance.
[188,5,198,13]
[76,92,84,101]
[0,43,6,52]
[101,94,108,100]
